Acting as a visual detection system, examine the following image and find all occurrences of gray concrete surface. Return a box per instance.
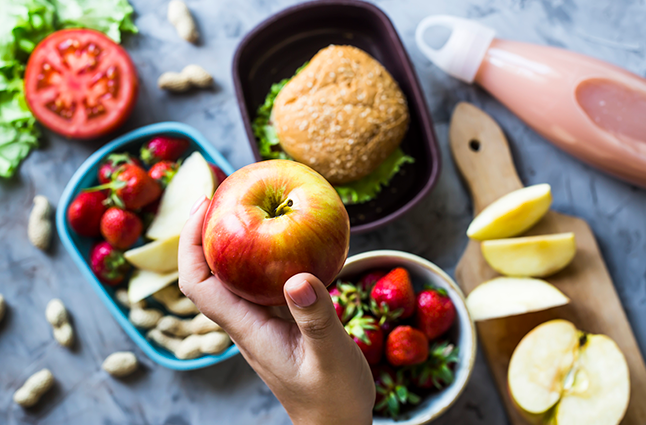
[1,0,645,424]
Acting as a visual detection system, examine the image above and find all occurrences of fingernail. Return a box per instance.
[190,195,208,215]
[286,279,318,307]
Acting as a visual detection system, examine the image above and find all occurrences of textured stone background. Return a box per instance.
[1,0,645,424]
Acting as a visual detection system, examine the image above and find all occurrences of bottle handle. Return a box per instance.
[415,15,461,73]
[416,15,495,84]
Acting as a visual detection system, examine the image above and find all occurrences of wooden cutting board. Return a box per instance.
[449,102,646,424]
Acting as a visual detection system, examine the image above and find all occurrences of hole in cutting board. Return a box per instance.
[469,139,481,152]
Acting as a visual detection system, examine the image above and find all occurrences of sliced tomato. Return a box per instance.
[24,29,138,140]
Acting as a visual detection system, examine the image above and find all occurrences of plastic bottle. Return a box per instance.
[416,15,646,188]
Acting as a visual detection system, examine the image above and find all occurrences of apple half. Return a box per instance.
[146,152,215,240]
[124,235,180,273]
[467,184,552,241]
[509,320,630,425]
[466,277,569,321]
[481,233,576,277]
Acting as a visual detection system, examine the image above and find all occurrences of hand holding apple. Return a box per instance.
[179,197,374,425]
[202,160,350,306]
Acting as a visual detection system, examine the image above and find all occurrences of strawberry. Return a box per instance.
[411,342,459,390]
[372,364,420,418]
[90,241,131,285]
[345,315,384,365]
[358,270,386,293]
[370,267,416,321]
[329,287,345,322]
[385,325,429,367]
[67,191,108,237]
[97,153,141,184]
[415,287,456,341]
[90,163,162,210]
[148,160,179,188]
[209,163,228,187]
[140,136,190,164]
[100,207,143,250]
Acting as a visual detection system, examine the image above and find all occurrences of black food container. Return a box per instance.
[233,0,440,233]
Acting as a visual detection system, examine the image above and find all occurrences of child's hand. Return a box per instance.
[178,196,375,425]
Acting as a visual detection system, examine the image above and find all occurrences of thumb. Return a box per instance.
[284,273,346,347]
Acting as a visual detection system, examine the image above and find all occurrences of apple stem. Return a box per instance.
[274,198,293,216]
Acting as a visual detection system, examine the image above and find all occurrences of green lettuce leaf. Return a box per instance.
[252,63,308,160]
[0,0,137,178]
[0,0,53,177]
[0,0,56,70]
[50,0,138,43]
[0,81,40,177]
[251,78,292,160]
[252,62,414,205]
[334,148,414,205]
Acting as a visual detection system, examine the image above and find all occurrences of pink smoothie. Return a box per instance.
[474,39,646,186]
[417,16,646,187]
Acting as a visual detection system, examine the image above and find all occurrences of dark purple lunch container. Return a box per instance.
[233,0,440,234]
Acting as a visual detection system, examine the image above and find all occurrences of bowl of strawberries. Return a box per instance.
[56,122,240,370]
[332,250,476,423]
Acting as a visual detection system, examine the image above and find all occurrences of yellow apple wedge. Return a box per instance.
[481,232,576,277]
[146,152,215,240]
[467,184,552,240]
[466,277,569,321]
[128,269,179,304]
[124,235,180,273]
[509,320,630,425]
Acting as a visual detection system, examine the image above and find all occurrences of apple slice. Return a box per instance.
[124,235,180,273]
[509,320,630,425]
[467,184,552,241]
[146,152,215,240]
[128,269,179,304]
[466,277,569,321]
[554,334,630,425]
[508,320,579,414]
[481,232,576,277]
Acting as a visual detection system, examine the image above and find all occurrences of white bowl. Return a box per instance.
[338,250,476,424]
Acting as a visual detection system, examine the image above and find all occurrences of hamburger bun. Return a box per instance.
[272,45,410,185]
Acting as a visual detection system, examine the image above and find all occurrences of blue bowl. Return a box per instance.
[56,122,241,370]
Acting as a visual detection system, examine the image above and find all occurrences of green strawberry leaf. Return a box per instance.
[395,385,408,403]
[386,393,400,418]
[408,392,421,405]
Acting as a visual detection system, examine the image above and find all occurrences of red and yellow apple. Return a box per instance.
[202,160,350,306]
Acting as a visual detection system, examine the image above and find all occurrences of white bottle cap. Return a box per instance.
[416,15,496,84]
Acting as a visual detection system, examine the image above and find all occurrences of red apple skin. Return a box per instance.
[202,160,350,306]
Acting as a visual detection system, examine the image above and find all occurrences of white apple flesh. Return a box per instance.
[124,235,180,273]
[128,269,179,304]
[509,320,630,425]
[466,277,569,321]
[146,152,215,240]
[509,320,579,415]
[554,334,630,425]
